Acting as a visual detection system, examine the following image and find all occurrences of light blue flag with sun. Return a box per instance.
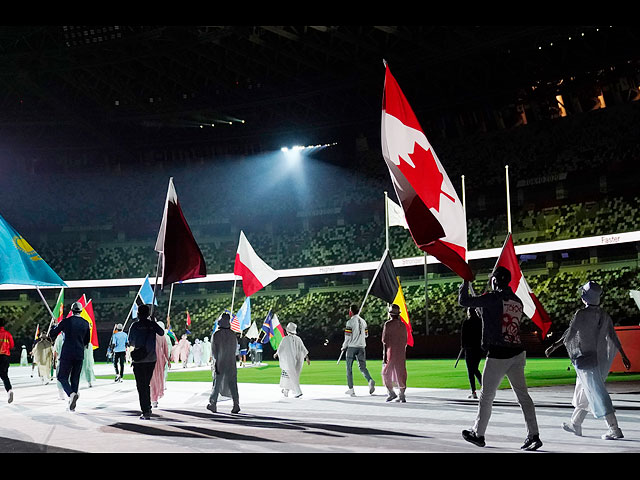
[0,213,66,287]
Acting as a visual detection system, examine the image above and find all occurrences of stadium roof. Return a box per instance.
[0,25,638,155]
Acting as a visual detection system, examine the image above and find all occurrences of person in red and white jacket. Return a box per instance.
[0,318,15,403]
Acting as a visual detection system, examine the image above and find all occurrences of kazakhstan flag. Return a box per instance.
[0,213,67,287]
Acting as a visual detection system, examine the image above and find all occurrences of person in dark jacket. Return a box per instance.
[48,301,90,412]
[458,266,542,451]
[461,307,484,399]
[128,304,164,420]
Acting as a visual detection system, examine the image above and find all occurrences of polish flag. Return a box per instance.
[495,233,552,339]
[234,231,278,297]
[381,63,473,281]
[155,177,206,288]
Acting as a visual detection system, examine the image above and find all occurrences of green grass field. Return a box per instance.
[97,358,640,390]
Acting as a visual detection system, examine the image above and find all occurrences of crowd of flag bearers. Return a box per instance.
[0,62,633,451]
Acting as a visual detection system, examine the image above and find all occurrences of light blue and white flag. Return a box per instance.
[132,274,157,318]
[235,296,251,332]
[0,213,66,287]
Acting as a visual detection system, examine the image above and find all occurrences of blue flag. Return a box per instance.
[132,275,157,318]
[236,297,251,332]
[0,213,66,287]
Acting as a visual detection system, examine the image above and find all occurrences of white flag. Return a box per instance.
[630,290,640,311]
[386,195,409,230]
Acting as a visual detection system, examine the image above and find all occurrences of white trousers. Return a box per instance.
[473,351,539,437]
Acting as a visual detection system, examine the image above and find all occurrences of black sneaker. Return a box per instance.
[521,434,543,451]
[139,411,151,420]
[462,429,485,447]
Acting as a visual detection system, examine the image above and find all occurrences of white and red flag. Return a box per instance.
[381,63,474,281]
[494,233,552,339]
[155,177,207,288]
[234,230,278,297]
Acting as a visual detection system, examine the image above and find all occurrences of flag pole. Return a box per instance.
[230,277,237,313]
[359,249,389,315]
[166,283,175,326]
[35,286,57,336]
[151,252,162,316]
[505,165,512,234]
[384,191,390,251]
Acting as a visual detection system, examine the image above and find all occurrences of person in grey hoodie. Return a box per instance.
[341,304,375,397]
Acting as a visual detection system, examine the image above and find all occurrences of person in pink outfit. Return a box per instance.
[150,321,170,408]
[381,304,408,403]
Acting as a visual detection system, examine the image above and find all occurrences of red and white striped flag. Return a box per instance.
[234,231,278,297]
[494,233,552,339]
[381,63,473,281]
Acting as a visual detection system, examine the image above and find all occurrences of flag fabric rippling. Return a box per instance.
[494,233,552,339]
[381,64,473,281]
[364,249,414,347]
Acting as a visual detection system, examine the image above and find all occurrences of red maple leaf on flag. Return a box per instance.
[399,142,455,213]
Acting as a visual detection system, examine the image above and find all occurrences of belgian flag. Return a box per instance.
[366,250,413,346]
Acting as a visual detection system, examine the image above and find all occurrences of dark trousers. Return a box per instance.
[133,361,156,414]
[57,357,83,396]
[465,347,483,392]
[113,351,126,376]
[0,355,11,392]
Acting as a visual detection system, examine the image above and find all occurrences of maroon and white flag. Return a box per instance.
[381,63,474,280]
[154,177,207,288]
[234,230,278,297]
[494,233,552,339]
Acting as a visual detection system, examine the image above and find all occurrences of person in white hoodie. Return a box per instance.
[341,304,375,397]
[546,280,631,440]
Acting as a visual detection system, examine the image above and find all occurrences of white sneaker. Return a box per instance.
[602,426,624,440]
[68,392,79,411]
[562,421,582,436]
[151,401,158,408]
[345,388,355,397]
[7,390,13,404]
[282,389,289,397]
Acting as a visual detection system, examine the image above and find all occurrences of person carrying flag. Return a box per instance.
[341,304,375,397]
[48,302,90,412]
[458,266,542,451]
[382,304,408,403]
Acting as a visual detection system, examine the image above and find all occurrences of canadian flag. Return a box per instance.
[234,231,278,297]
[381,63,473,281]
[495,233,552,339]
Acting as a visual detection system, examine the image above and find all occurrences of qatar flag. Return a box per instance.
[234,230,278,297]
[154,177,207,288]
[494,233,552,339]
[381,63,473,281]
